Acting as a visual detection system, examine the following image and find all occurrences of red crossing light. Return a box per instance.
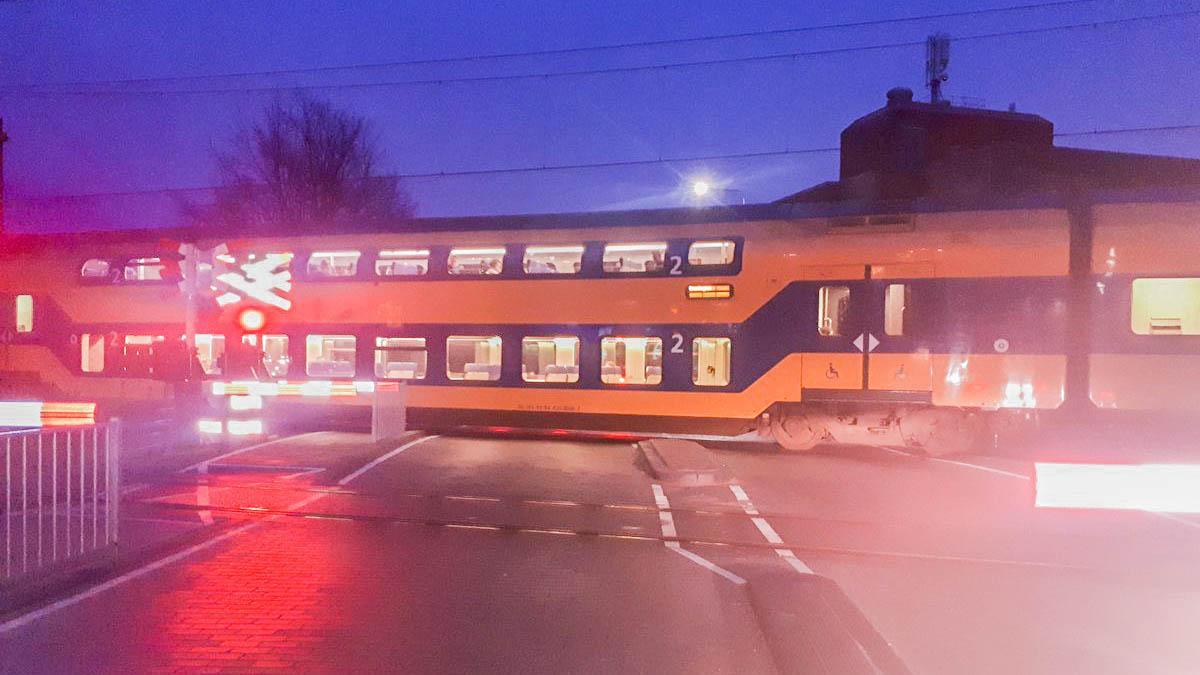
[238,307,266,332]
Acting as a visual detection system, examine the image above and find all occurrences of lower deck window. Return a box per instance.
[122,335,166,376]
[600,337,663,385]
[80,334,105,373]
[306,335,355,377]
[522,336,580,382]
[249,334,290,377]
[375,337,427,379]
[1131,278,1200,335]
[15,295,32,333]
[447,336,502,380]
[195,334,226,375]
[692,337,731,386]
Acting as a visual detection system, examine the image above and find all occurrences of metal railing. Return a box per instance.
[1,421,121,584]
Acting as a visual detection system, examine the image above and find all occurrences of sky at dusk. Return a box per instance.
[1,0,1199,232]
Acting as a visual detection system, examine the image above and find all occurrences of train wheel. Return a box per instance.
[770,411,825,452]
[912,410,985,458]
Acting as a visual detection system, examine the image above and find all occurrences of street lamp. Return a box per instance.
[691,179,712,198]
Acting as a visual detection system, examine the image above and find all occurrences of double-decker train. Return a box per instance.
[2,91,1198,454]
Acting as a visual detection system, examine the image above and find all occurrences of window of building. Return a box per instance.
[1131,278,1200,335]
[307,251,361,278]
[124,257,166,282]
[447,335,502,380]
[603,243,667,273]
[522,336,580,383]
[523,246,583,275]
[692,337,731,386]
[15,295,32,333]
[80,334,105,373]
[818,286,851,336]
[375,249,430,277]
[244,334,290,377]
[448,248,505,275]
[883,283,911,336]
[81,259,111,278]
[688,240,736,266]
[195,334,226,375]
[600,337,663,385]
[375,337,427,379]
[306,335,356,377]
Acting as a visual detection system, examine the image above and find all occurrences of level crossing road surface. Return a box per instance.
[2,431,1199,674]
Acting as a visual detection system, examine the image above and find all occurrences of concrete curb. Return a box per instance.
[636,438,728,486]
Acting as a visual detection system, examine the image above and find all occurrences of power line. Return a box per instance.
[0,0,1107,91]
[12,123,1200,202]
[7,9,1198,98]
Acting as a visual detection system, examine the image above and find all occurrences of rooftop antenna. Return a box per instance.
[925,33,950,104]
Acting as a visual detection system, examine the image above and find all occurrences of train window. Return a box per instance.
[448,247,505,275]
[523,246,583,275]
[818,286,851,336]
[80,334,105,373]
[375,337,427,380]
[81,259,111,278]
[123,335,166,376]
[522,336,580,383]
[195,334,226,375]
[124,257,166,282]
[446,336,502,381]
[1131,278,1200,335]
[375,249,429,277]
[603,243,667,273]
[600,337,663,385]
[306,335,356,377]
[15,295,32,333]
[692,338,731,386]
[688,240,736,266]
[883,284,911,336]
[246,334,290,377]
[307,251,361,278]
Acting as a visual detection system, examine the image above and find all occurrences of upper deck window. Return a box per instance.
[375,249,430,277]
[307,251,361,278]
[523,246,583,275]
[1131,278,1200,335]
[603,243,667,273]
[688,240,736,266]
[124,257,166,282]
[81,259,111,279]
[449,248,505,275]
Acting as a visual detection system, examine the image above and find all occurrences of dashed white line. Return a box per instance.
[729,483,814,575]
[651,484,745,585]
[0,435,434,634]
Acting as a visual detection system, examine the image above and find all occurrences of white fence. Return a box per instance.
[1,422,121,584]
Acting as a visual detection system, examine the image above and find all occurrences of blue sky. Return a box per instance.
[2,0,1199,232]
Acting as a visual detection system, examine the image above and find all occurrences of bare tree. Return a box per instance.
[195,94,414,230]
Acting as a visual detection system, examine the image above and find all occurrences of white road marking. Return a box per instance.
[196,464,214,526]
[729,483,814,575]
[177,431,326,474]
[337,434,439,485]
[878,447,1030,480]
[0,435,434,634]
[651,484,745,585]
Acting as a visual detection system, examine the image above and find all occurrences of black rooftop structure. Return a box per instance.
[779,87,1200,204]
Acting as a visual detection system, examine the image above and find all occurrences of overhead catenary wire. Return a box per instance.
[6,9,1199,97]
[12,124,1200,202]
[0,0,1109,91]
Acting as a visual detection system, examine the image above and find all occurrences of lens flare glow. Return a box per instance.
[1036,462,1200,513]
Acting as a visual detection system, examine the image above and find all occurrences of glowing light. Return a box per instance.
[1036,463,1200,513]
[0,402,46,427]
[0,402,96,427]
[687,283,733,299]
[227,419,263,436]
[525,245,585,254]
[229,394,263,411]
[353,381,376,393]
[378,249,430,258]
[691,180,711,197]
[197,419,223,434]
[604,243,667,253]
[238,308,266,332]
[450,247,506,256]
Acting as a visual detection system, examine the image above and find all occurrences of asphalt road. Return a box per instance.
[2,431,1198,674]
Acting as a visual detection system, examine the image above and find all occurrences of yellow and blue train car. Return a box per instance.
[2,190,1198,454]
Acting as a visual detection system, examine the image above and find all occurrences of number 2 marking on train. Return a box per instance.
[671,333,685,353]
[669,256,683,275]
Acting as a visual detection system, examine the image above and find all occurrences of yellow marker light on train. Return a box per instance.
[1036,462,1200,513]
[686,283,733,299]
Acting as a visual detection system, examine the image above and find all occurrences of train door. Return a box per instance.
[803,265,932,400]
